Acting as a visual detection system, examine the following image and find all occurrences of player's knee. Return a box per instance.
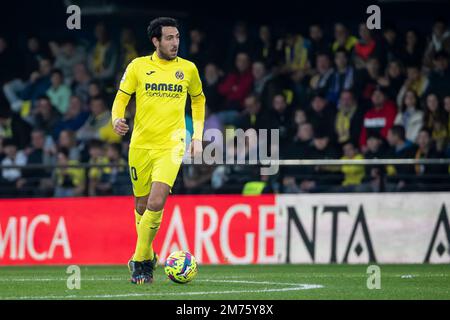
[147,196,165,212]
[136,203,146,215]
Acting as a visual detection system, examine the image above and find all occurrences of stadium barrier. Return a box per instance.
[1,192,449,266]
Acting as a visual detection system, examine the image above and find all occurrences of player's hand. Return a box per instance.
[113,118,129,136]
[189,139,203,159]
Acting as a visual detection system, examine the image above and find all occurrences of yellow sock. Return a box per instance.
[133,209,154,261]
[133,209,163,262]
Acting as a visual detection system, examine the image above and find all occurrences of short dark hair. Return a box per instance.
[419,127,432,137]
[147,17,179,43]
[335,48,349,59]
[390,125,406,141]
[90,95,106,105]
[2,138,16,148]
[89,139,104,150]
[58,147,70,158]
[51,68,64,78]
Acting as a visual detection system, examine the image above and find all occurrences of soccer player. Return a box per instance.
[111,17,205,284]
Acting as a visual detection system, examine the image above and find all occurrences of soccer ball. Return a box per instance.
[164,251,198,284]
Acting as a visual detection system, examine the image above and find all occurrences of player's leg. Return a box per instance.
[133,182,169,280]
[133,146,184,283]
[128,147,154,284]
[127,195,148,272]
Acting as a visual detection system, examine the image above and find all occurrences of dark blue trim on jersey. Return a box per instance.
[191,90,203,97]
[119,89,132,96]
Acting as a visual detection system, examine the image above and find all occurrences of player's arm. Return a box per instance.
[188,64,206,156]
[111,61,137,136]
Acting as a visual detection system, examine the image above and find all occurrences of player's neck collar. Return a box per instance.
[151,51,178,64]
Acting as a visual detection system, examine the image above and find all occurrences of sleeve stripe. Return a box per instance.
[191,90,203,98]
[119,88,132,96]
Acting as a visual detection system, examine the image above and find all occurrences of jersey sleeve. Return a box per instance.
[188,63,203,97]
[119,60,137,95]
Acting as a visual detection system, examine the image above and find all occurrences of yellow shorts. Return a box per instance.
[128,145,185,197]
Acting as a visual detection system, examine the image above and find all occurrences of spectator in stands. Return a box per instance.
[400,29,425,67]
[307,91,336,142]
[377,60,405,101]
[53,95,89,138]
[50,38,86,83]
[386,125,417,191]
[71,63,92,105]
[254,25,276,68]
[30,95,61,137]
[309,52,333,93]
[281,121,314,160]
[21,35,49,80]
[327,48,355,104]
[331,23,357,54]
[268,93,295,147]
[423,92,448,152]
[46,69,71,114]
[424,18,450,68]
[338,141,365,192]
[360,87,397,148]
[53,147,85,197]
[87,80,107,103]
[3,57,52,113]
[187,28,210,73]
[381,24,401,63]
[278,33,310,74]
[0,138,27,196]
[277,120,312,192]
[88,22,117,84]
[118,27,139,73]
[218,52,253,125]
[427,51,450,100]
[0,108,32,149]
[202,63,224,113]
[413,127,448,190]
[251,61,272,99]
[394,89,424,143]
[76,96,119,143]
[226,21,255,71]
[58,129,80,161]
[294,108,308,127]
[355,57,382,103]
[238,94,271,131]
[424,92,445,131]
[94,143,129,195]
[183,162,215,194]
[87,139,108,196]
[356,132,393,192]
[396,63,429,107]
[308,24,329,67]
[432,119,448,153]
[211,136,259,193]
[297,130,341,193]
[17,129,53,196]
[354,23,380,69]
[335,90,364,146]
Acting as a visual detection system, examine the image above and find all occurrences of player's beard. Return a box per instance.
[158,46,178,61]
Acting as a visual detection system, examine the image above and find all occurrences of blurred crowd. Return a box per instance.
[1,18,450,197]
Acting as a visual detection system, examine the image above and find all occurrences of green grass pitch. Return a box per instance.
[0,264,449,300]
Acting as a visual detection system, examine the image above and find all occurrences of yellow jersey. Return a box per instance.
[115,52,205,149]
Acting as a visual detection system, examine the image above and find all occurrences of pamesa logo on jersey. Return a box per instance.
[145,82,183,98]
